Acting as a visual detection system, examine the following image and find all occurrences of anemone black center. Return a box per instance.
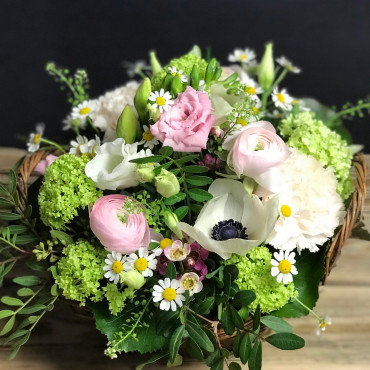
[211,219,248,241]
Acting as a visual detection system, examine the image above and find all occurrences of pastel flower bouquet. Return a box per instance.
[0,44,368,369]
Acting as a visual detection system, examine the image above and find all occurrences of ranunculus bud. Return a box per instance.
[155,169,180,198]
[120,270,145,290]
[136,163,155,183]
[149,51,162,75]
[258,42,275,90]
[134,78,151,121]
[162,210,183,239]
[116,105,137,144]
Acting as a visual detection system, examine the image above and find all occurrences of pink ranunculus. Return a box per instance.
[225,121,290,191]
[89,194,150,254]
[150,86,215,152]
[34,154,58,175]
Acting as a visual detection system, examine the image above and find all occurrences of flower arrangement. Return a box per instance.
[0,43,368,369]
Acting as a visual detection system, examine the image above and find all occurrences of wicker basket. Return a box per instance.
[14,150,368,348]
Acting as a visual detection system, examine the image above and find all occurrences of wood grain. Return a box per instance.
[0,150,369,369]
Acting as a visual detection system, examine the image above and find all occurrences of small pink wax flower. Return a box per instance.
[183,242,209,280]
[150,86,215,152]
[164,240,191,261]
[34,154,58,175]
[89,194,150,254]
[199,154,222,171]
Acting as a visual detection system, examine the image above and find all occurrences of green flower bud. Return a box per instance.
[116,105,137,144]
[146,103,161,122]
[134,78,151,121]
[213,62,222,81]
[188,44,202,57]
[162,209,183,239]
[136,163,155,183]
[258,42,275,90]
[155,169,180,198]
[205,58,217,85]
[149,51,162,76]
[190,65,200,89]
[163,74,174,92]
[171,75,183,96]
[120,270,145,290]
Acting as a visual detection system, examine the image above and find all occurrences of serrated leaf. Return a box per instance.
[185,321,214,352]
[260,316,293,333]
[8,170,17,194]
[232,290,256,308]
[230,306,244,330]
[13,276,41,286]
[220,307,235,335]
[165,262,176,279]
[174,206,188,221]
[18,304,45,315]
[183,165,209,173]
[186,338,203,360]
[1,297,23,306]
[0,310,14,319]
[197,296,214,315]
[168,325,185,363]
[130,155,164,164]
[0,211,21,221]
[17,288,34,297]
[188,188,213,202]
[159,146,174,157]
[50,229,74,246]
[0,316,15,336]
[253,304,260,331]
[186,175,213,186]
[240,333,253,364]
[265,333,305,350]
[206,349,220,367]
[248,340,262,370]
[164,192,186,205]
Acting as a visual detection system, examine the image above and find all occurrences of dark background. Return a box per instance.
[1,0,369,150]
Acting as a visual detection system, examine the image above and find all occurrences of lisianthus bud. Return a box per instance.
[162,210,182,239]
[258,42,275,90]
[116,105,137,144]
[171,75,183,96]
[137,163,155,183]
[146,103,161,122]
[134,78,151,121]
[149,51,162,75]
[155,169,180,198]
[120,270,145,290]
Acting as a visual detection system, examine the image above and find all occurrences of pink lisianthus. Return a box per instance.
[34,154,58,175]
[89,194,150,254]
[150,86,215,152]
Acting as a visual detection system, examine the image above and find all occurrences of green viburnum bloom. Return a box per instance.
[224,246,297,313]
[104,283,136,316]
[38,154,102,230]
[279,112,353,199]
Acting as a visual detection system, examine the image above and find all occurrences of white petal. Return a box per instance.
[153,296,162,303]
[171,279,180,289]
[276,273,283,283]
[283,273,291,285]
[113,275,120,284]
[164,278,171,287]
[153,292,163,297]
[290,265,298,275]
[271,259,279,266]
[170,301,177,311]
[103,265,112,271]
[158,280,166,289]
[153,285,164,292]
[271,266,279,276]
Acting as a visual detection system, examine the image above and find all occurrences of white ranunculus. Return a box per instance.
[178,179,279,259]
[85,138,152,190]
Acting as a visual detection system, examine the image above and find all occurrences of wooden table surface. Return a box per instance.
[0,148,369,370]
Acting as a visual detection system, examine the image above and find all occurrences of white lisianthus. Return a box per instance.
[178,179,279,259]
[85,138,152,190]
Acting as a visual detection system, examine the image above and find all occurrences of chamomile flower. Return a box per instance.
[122,60,150,78]
[243,76,263,101]
[152,278,186,311]
[88,135,101,157]
[125,247,157,277]
[316,316,332,336]
[168,66,188,83]
[276,56,301,74]
[271,250,298,285]
[149,89,174,113]
[180,272,203,295]
[69,136,90,157]
[71,99,100,127]
[272,88,293,111]
[27,123,45,152]
[103,251,127,284]
[228,48,256,65]
[138,125,159,149]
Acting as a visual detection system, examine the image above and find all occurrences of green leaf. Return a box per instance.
[50,229,74,246]
[13,276,41,286]
[19,304,46,315]
[4,329,29,344]
[1,297,23,306]
[211,358,224,370]
[265,333,305,350]
[272,247,326,318]
[183,165,209,173]
[0,211,21,221]
[229,362,242,370]
[0,261,16,281]
[188,188,213,202]
[16,233,38,245]
[0,197,13,207]
[159,146,174,157]
[224,265,239,282]
[186,338,203,360]
[17,316,38,330]
[23,205,32,219]
[174,206,189,221]
[233,330,242,358]
[174,154,199,166]
[220,307,235,335]
[17,288,34,297]
[26,261,48,272]
[186,175,213,186]
[168,325,185,363]
[164,192,186,205]
[230,306,244,330]
[130,155,164,164]
[51,284,58,296]
[8,225,28,234]
[167,354,183,367]
[253,304,260,331]
[260,316,293,333]
[165,262,177,279]
[197,296,215,315]
[240,333,253,364]
[248,340,262,370]
[0,316,15,336]
[232,290,256,308]
[206,349,220,367]
[8,170,17,194]
[185,320,214,352]
[0,184,9,195]
[0,310,14,319]
[135,351,167,370]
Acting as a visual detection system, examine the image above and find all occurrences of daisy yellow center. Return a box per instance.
[143,129,154,141]
[112,261,123,274]
[172,72,177,76]
[33,133,41,144]
[252,107,259,114]
[281,205,292,217]
[293,99,299,105]
[182,277,197,290]
[156,97,166,106]
[278,259,292,274]
[135,258,148,272]
[162,287,177,301]
[245,86,256,95]
[81,152,92,160]
[240,54,247,60]
[319,321,327,329]
[277,93,285,103]
[80,107,90,115]
[236,117,247,126]
[160,238,173,250]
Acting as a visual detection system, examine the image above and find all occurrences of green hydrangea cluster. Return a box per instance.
[224,246,297,313]
[279,112,353,199]
[104,283,135,316]
[55,241,106,306]
[151,53,208,91]
[38,154,102,229]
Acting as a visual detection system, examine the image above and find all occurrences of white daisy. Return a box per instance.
[27,123,45,152]
[316,316,332,336]
[138,125,159,149]
[125,247,157,277]
[88,135,101,157]
[180,272,203,296]
[122,60,150,78]
[272,87,294,110]
[276,56,301,74]
[149,89,174,113]
[243,76,263,102]
[291,99,310,112]
[228,48,256,65]
[152,278,186,311]
[168,66,188,83]
[271,250,298,285]
[103,251,127,284]
[69,136,90,157]
[71,99,100,127]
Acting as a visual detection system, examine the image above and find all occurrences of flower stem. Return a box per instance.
[293,297,322,322]
[326,102,370,126]
[261,69,288,111]
[41,138,66,154]
[0,235,31,254]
